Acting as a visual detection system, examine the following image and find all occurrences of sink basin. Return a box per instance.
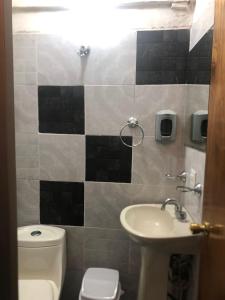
[120,204,198,250]
[120,204,202,300]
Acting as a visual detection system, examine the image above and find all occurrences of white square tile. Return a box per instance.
[39,134,85,182]
[84,31,136,85]
[15,133,40,180]
[37,34,83,85]
[184,147,206,223]
[14,85,38,133]
[85,85,135,135]
[134,85,186,137]
[14,59,37,73]
[132,137,185,185]
[17,179,40,226]
[13,34,37,48]
[13,34,37,85]
[14,72,37,85]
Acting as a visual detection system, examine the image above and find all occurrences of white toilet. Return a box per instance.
[18,225,122,300]
[18,225,66,300]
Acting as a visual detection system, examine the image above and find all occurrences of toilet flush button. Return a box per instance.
[31,231,42,237]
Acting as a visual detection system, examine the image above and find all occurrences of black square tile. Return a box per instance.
[136,29,189,85]
[137,30,163,43]
[38,86,84,134]
[86,136,132,183]
[186,29,213,84]
[40,181,84,226]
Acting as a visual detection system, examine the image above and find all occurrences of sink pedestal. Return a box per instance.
[138,247,170,300]
[120,204,201,300]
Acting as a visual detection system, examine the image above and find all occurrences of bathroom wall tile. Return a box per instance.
[38,86,84,134]
[13,34,37,61]
[85,85,135,135]
[132,137,184,185]
[14,85,38,133]
[60,226,84,270]
[14,58,36,73]
[13,45,36,73]
[17,179,40,226]
[120,273,139,300]
[14,47,36,63]
[39,134,85,182]
[86,136,132,183]
[134,84,186,137]
[84,230,129,254]
[84,228,131,283]
[84,241,128,273]
[13,34,37,85]
[13,34,37,48]
[184,147,206,223]
[136,30,189,85]
[129,241,141,275]
[14,72,37,85]
[61,269,84,300]
[129,184,181,204]
[84,182,179,229]
[37,35,82,85]
[15,133,40,180]
[187,30,213,84]
[83,31,136,85]
[40,181,84,226]
[84,227,129,241]
[38,32,136,85]
[84,182,131,229]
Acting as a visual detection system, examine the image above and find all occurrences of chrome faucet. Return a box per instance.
[161,198,187,221]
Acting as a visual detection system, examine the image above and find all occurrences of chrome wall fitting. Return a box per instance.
[120,117,144,148]
[165,171,187,183]
[77,46,90,57]
[176,183,203,196]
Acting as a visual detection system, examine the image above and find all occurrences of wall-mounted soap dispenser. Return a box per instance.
[191,110,208,143]
[155,110,177,144]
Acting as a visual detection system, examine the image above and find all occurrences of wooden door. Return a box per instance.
[199,0,225,299]
[0,0,18,299]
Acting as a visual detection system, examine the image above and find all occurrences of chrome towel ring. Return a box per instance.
[120,117,144,148]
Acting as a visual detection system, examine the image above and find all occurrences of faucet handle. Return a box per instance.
[176,183,202,196]
[165,171,187,183]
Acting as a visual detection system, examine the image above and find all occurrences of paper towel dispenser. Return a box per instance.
[191,110,208,143]
[155,110,177,144]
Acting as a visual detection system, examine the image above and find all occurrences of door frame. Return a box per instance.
[199,0,225,299]
[0,0,18,299]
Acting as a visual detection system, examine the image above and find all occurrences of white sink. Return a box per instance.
[120,204,199,250]
[120,204,202,300]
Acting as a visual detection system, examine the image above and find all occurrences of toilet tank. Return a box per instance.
[18,225,66,292]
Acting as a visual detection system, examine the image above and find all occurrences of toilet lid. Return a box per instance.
[81,268,119,300]
[19,280,54,300]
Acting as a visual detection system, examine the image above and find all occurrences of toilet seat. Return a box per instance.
[80,268,120,300]
[19,280,54,300]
